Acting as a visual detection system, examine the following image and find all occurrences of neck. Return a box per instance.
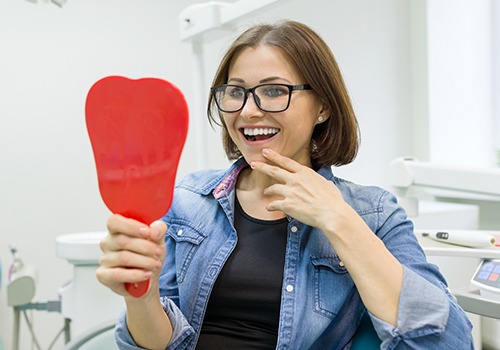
[237,167,277,192]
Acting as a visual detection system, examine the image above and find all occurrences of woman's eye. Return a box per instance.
[262,86,287,98]
[227,87,245,98]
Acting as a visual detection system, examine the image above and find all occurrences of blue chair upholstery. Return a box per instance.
[351,311,381,349]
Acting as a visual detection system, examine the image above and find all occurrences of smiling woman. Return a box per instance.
[96,20,475,350]
[212,44,325,169]
[208,22,359,169]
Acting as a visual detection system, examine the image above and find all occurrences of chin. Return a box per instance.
[242,152,267,165]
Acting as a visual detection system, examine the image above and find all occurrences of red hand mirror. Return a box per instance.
[85,76,188,297]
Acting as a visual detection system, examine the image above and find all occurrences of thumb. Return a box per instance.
[150,220,167,243]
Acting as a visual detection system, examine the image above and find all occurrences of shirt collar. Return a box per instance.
[212,158,337,199]
[213,157,249,199]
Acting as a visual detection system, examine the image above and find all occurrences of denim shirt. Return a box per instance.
[116,158,473,350]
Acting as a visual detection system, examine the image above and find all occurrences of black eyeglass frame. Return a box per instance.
[210,83,313,113]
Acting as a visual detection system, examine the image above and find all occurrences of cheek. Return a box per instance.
[296,107,320,131]
[222,115,240,138]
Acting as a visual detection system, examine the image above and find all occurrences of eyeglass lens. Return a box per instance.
[214,84,291,112]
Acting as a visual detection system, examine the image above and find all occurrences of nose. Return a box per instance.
[240,91,264,118]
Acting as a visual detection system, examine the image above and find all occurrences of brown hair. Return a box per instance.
[207,20,360,168]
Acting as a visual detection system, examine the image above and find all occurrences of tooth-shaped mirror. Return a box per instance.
[85,76,188,297]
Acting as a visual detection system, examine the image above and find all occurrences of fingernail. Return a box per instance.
[262,148,270,156]
[250,161,256,169]
[153,226,163,240]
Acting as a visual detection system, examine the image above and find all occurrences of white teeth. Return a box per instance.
[243,128,279,136]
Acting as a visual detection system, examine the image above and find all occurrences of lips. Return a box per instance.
[242,127,279,141]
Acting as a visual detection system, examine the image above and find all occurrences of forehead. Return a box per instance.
[228,45,301,83]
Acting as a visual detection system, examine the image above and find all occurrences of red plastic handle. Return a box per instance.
[125,280,150,298]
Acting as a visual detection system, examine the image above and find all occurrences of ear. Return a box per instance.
[316,102,330,123]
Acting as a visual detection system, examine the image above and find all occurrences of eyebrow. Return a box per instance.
[227,76,293,85]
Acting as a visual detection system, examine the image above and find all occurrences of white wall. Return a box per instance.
[493,0,500,164]
[425,0,495,166]
[0,0,412,348]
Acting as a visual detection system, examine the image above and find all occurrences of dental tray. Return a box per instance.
[453,286,500,319]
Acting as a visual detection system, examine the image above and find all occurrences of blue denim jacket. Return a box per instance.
[116,158,473,349]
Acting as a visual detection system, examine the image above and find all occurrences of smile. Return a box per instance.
[242,127,280,141]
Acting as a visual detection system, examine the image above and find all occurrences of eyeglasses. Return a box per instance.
[211,83,312,113]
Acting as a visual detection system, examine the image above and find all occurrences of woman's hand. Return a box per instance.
[96,214,167,298]
[249,148,353,233]
[251,149,403,326]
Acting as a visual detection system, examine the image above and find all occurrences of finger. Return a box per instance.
[150,220,167,242]
[261,148,302,172]
[96,266,153,288]
[263,183,288,197]
[100,233,163,260]
[100,249,162,272]
[251,160,290,183]
[107,214,150,238]
[266,197,287,212]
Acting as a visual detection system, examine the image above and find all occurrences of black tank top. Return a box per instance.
[196,197,288,349]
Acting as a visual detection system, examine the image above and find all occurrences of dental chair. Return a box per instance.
[351,312,381,349]
[62,321,117,350]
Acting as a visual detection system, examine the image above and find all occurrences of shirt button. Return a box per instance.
[209,266,218,278]
[177,229,183,236]
[290,226,298,233]
[286,285,294,292]
[339,261,345,267]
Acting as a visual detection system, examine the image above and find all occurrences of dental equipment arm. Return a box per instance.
[179,0,291,41]
[389,157,500,216]
[389,157,500,320]
[389,157,500,196]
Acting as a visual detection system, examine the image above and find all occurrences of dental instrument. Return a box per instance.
[421,230,497,248]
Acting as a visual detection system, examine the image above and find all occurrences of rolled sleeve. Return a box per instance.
[115,310,140,350]
[370,266,450,349]
[163,297,196,350]
[115,297,195,350]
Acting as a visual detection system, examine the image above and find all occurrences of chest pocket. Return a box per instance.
[311,256,354,319]
[168,221,207,283]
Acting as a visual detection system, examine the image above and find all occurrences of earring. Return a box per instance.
[317,116,324,123]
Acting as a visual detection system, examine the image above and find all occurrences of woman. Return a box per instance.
[97,20,473,349]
